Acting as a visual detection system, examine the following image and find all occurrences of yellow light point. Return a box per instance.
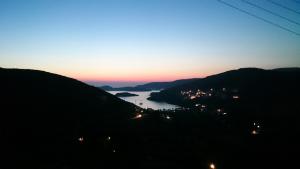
[210,163,216,169]
[133,114,142,119]
[78,137,84,142]
[252,130,258,135]
[107,136,111,141]
[233,96,239,99]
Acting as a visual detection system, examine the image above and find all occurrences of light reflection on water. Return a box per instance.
[108,91,180,110]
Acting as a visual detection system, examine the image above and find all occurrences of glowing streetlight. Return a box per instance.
[233,96,239,99]
[252,130,258,135]
[190,96,196,99]
[210,163,216,169]
[132,113,142,119]
[78,137,84,143]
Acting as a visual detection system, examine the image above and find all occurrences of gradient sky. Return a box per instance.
[1,0,300,86]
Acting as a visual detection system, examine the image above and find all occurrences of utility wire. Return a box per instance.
[216,0,300,36]
[241,0,300,26]
[266,0,300,15]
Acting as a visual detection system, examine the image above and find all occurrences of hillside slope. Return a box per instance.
[149,68,300,127]
[0,68,137,168]
[149,68,300,105]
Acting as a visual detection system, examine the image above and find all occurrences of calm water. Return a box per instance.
[108,91,180,110]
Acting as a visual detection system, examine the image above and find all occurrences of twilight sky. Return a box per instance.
[1,0,300,86]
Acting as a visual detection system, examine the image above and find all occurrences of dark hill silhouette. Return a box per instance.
[99,78,200,91]
[0,68,137,168]
[149,67,300,132]
[1,67,300,169]
[149,68,300,106]
[115,92,138,97]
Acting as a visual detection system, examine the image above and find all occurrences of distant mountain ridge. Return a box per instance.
[99,78,200,91]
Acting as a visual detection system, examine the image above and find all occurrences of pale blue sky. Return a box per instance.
[0,0,299,86]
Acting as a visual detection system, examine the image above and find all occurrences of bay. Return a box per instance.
[108,91,180,110]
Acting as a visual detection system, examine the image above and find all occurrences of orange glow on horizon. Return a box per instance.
[47,66,232,83]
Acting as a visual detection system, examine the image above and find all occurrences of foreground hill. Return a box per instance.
[149,68,300,106]
[100,78,199,91]
[0,68,137,168]
[149,67,300,134]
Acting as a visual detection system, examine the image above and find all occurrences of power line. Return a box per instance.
[266,0,300,15]
[216,0,300,36]
[241,0,300,26]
